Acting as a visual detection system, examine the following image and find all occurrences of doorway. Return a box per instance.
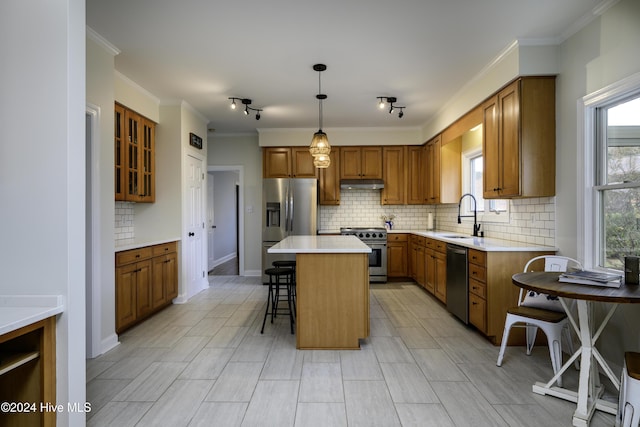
[207,166,244,276]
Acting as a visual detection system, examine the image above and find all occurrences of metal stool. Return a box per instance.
[617,352,640,427]
[273,260,296,316]
[261,267,295,334]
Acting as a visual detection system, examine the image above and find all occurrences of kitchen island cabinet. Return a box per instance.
[269,235,370,349]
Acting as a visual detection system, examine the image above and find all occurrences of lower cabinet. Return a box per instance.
[425,238,447,303]
[116,241,178,333]
[387,233,408,278]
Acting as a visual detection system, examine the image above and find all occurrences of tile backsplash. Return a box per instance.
[319,191,556,247]
[115,201,135,245]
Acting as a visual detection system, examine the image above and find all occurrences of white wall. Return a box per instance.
[1,1,86,425]
[554,0,640,365]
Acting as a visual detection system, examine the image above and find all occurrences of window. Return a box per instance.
[594,96,640,270]
[462,147,509,223]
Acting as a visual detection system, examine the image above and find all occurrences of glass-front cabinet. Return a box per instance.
[115,103,155,203]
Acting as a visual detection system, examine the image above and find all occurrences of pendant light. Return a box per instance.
[309,64,331,168]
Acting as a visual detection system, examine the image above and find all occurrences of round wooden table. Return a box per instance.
[512,272,640,427]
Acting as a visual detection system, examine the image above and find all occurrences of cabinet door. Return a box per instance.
[151,256,167,309]
[424,248,435,293]
[165,252,178,300]
[434,251,447,303]
[408,240,417,279]
[340,147,362,179]
[387,241,408,277]
[116,264,137,332]
[115,104,126,201]
[136,260,153,318]
[263,147,291,178]
[415,246,426,288]
[138,118,155,202]
[382,146,405,205]
[425,136,441,204]
[482,95,500,198]
[361,146,383,179]
[125,110,141,200]
[319,149,341,205]
[469,293,487,332]
[291,147,317,178]
[407,146,424,204]
[497,81,520,197]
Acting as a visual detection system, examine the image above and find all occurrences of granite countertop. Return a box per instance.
[115,237,181,252]
[269,235,371,253]
[0,295,65,336]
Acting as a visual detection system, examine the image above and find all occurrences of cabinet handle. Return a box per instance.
[164,259,171,263]
[135,254,140,258]
[472,271,477,275]
[472,301,478,305]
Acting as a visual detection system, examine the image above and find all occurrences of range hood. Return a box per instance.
[340,179,384,190]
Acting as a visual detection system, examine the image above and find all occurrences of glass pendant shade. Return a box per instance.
[309,130,331,157]
[313,153,330,168]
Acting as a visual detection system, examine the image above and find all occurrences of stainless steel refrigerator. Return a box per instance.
[262,178,317,283]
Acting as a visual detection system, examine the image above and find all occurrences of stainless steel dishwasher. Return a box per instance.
[446,244,468,324]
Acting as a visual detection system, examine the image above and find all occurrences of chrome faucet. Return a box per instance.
[458,193,481,237]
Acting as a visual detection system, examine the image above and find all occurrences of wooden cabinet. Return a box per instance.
[381,146,406,205]
[262,147,317,178]
[424,134,461,204]
[340,146,382,179]
[115,241,178,333]
[0,317,56,427]
[409,235,428,290]
[115,103,156,202]
[423,238,446,302]
[407,146,425,205]
[467,248,554,345]
[387,233,408,278]
[319,149,341,205]
[482,76,556,199]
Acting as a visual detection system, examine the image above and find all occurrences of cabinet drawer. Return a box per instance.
[469,263,486,283]
[152,241,177,256]
[424,238,434,248]
[434,240,447,253]
[468,249,486,266]
[469,278,486,299]
[388,233,408,242]
[469,293,487,332]
[116,247,153,266]
[411,235,425,246]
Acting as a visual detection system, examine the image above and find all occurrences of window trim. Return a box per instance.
[578,71,640,270]
[461,147,510,223]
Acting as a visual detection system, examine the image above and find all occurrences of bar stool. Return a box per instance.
[617,352,640,427]
[261,267,295,334]
[273,260,296,316]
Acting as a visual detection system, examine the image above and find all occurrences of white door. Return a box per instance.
[207,173,215,271]
[186,154,206,298]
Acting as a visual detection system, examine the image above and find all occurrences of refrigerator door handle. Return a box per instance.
[289,190,294,234]
[284,184,290,233]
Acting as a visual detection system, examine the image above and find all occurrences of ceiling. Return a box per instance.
[86,0,604,135]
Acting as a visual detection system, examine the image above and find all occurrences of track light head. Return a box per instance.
[229,97,263,119]
[256,111,261,120]
[398,109,404,118]
[377,96,405,118]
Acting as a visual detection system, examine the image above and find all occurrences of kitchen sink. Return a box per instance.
[440,235,472,239]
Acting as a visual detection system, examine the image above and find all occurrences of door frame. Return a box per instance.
[208,165,245,275]
[85,104,102,358]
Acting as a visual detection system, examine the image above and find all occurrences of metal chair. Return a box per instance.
[496,255,582,387]
[617,352,640,427]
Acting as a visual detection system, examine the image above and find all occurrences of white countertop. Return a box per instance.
[0,295,65,336]
[115,237,181,252]
[394,230,557,252]
[268,235,371,253]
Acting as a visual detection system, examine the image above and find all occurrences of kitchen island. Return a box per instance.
[268,235,371,350]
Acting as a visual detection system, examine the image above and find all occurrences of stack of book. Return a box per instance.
[558,270,623,288]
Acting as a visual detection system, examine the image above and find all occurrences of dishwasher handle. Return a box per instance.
[447,245,467,255]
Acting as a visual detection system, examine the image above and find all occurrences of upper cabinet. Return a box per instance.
[319,149,341,205]
[424,134,461,204]
[381,146,406,205]
[482,76,556,199]
[340,146,382,179]
[115,103,155,203]
[263,147,317,178]
[407,146,425,205]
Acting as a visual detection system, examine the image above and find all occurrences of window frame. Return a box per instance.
[461,147,510,223]
[578,72,640,271]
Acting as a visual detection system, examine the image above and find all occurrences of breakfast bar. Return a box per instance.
[268,235,371,349]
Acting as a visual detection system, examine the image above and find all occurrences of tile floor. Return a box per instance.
[87,276,617,426]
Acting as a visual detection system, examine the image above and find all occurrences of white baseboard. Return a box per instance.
[243,269,261,277]
[210,252,237,268]
[99,334,119,356]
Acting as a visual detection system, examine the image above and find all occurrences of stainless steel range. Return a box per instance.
[340,227,387,283]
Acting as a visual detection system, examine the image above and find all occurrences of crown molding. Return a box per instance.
[86,26,120,56]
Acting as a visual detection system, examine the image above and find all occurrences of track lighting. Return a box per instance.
[228,97,263,120]
[377,96,406,118]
